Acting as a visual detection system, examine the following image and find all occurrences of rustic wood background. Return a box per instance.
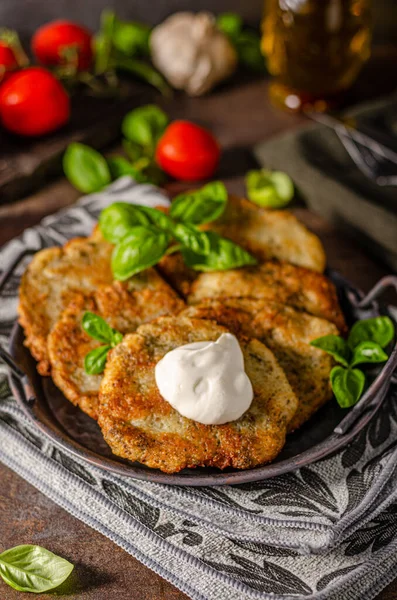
[0,0,396,40]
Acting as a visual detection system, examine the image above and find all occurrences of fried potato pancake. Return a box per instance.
[98,316,298,473]
[158,194,327,297]
[47,271,185,420]
[18,231,113,375]
[188,260,346,332]
[210,195,326,273]
[182,299,338,431]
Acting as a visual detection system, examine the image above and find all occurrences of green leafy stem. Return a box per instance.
[311,316,395,408]
[98,181,257,281]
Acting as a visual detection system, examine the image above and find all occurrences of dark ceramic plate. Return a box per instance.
[4,272,397,486]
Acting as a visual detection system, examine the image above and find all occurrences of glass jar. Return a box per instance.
[262,0,372,111]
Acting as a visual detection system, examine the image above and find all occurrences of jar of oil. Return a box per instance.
[262,0,372,111]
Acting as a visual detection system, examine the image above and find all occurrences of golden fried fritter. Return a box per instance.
[18,230,113,375]
[188,260,346,332]
[182,299,338,431]
[98,316,298,473]
[158,194,326,298]
[210,195,326,273]
[47,271,185,419]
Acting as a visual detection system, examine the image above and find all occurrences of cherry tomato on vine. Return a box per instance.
[0,67,70,136]
[0,42,18,84]
[155,120,220,181]
[32,20,93,70]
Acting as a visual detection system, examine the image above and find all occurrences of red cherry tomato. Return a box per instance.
[0,42,18,84]
[0,67,70,136]
[32,20,93,71]
[155,120,220,181]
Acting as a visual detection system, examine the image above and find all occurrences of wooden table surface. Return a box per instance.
[1,74,396,599]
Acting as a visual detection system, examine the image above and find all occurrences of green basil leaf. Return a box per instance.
[173,224,211,255]
[111,331,124,346]
[216,13,242,40]
[170,182,227,225]
[235,31,265,72]
[330,366,366,408]
[351,341,388,367]
[0,545,74,593]
[121,104,169,149]
[310,335,351,367]
[136,206,174,231]
[63,143,111,193]
[112,20,151,56]
[107,156,148,183]
[84,345,111,375]
[182,232,257,271]
[99,202,151,244]
[123,139,145,162]
[246,169,294,208]
[348,316,395,350]
[82,311,119,344]
[112,225,170,280]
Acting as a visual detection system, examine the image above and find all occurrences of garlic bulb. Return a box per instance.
[150,12,238,96]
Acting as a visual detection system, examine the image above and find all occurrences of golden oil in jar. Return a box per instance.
[262,0,372,111]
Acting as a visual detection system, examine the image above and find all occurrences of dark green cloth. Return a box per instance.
[254,96,397,271]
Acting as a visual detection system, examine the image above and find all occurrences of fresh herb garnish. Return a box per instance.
[63,105,169,189]
[245,169,294,209]
[63,143,111,194]
[82,312,123,374]
[311,316,394,408]
[98,182,257,280]
[0,545,74,593]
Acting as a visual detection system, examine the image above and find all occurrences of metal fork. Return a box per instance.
[305,111,397,187]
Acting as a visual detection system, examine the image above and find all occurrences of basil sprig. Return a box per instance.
[82,312,123,374]
[63,105,169,192]
[99,182,257,279]
[311,316,394,408]
[0,545,74,593]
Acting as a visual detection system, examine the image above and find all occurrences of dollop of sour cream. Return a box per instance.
[155,333,253,425]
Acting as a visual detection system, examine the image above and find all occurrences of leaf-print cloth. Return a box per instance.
[1,177,397,600]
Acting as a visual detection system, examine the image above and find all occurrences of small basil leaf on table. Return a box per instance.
[121,104,169,150]
[348,316,395,350]
[107,156,148,183]
[112,226,171,280]
[170,182,227,225]
[246,169,294,208]
[84,345,111,375]
[63,143,111,193]
[0,544,74,593]
[182,232,257,271]
[310,335,351,367]
[351,341,388,367]
[172,224,211,255]
[82,311,120,344]
[99,202,151,244]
